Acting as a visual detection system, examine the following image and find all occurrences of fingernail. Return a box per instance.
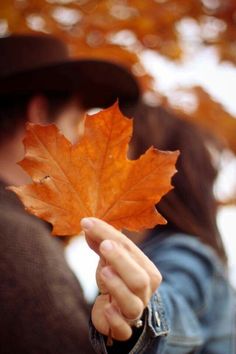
[101,240,114,253]
[81,218,93,231]
[101,267,114,279]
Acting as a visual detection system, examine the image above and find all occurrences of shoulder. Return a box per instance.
[0,186,63,254]
[141,232,234,314]
[141,232,225,277]
[0,190,88,307]
[0,185,51,244]
[0,199,64,259]
[0,190,71,284]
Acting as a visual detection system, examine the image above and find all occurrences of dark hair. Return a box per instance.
[0,91,75,142]
[122,101,227,262]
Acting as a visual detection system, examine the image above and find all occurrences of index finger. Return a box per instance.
[81,217,161,290]
[82,217,122,254]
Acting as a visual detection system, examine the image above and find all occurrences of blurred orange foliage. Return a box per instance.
[1,0,236,157]
[1,0,235,63]
[164,87,236,154]
[163,86,236,205]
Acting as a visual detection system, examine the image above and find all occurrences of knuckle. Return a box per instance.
[113,247,123,262]
[122,239,133,252]
[107,243,123,261]
[106,278,119,293]
[124,301,143,319]
[150,270,162,291]
[142,286,152,307]
[130,272,149,294]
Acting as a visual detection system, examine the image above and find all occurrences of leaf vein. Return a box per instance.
[31,128,91,215]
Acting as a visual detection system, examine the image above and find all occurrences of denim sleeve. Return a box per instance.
[90,235,219,354]
[89,292,169,354]
[141,235,217,353]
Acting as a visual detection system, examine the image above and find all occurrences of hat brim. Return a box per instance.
[0,59,140,108]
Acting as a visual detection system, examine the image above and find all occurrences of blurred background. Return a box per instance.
[1,0,236,300]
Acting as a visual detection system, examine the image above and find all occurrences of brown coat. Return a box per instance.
[0,181,94,354]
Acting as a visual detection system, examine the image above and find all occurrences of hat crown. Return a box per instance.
[0,35,68,78]
[0,34,140,108]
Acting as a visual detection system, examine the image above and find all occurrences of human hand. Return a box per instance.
[81,217,162,341]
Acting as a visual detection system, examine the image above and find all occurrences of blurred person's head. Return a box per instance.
[122,101,226,261]
[0,92,84,144]
[0,34,140,140]
[0,34,140,184]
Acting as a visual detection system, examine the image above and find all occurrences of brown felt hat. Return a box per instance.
[0,34,140,108]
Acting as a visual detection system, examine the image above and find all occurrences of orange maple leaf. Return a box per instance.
[9,103,179,236]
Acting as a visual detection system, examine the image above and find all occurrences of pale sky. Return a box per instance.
[141,47,236,116]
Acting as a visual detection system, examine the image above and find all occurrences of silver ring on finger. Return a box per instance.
[122,314,143,328]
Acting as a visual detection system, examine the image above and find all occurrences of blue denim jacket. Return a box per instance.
[90,233,236,353]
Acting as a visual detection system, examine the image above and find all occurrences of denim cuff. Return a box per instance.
[89,291,169,354]
[147,291,169,337]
